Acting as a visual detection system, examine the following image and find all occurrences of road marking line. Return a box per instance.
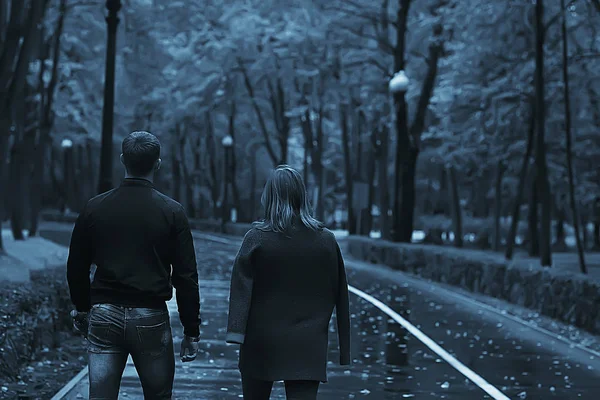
[347,257,600,361]
[53,233,516,399]
[194,234,600,349]
[348,285,511,400]
[50,366,87,400]
[192,234,600,359]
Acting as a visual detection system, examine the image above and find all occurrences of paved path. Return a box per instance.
[33,224,600,399]
[0,228,69,282]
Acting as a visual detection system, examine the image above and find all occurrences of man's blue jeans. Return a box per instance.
[87,304,174,399]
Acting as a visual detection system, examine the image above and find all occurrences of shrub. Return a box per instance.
[0,266,73,381]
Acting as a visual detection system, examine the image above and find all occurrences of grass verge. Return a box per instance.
[0,266,87,399]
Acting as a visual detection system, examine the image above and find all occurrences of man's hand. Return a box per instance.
[70,310,89,338]
[180,335,199,362]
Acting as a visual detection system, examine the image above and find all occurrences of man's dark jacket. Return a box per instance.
[66,178,201,337]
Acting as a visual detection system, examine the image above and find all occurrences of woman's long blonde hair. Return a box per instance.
[253,165,323,233]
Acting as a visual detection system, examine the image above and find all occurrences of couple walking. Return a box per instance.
[66,131,351,399]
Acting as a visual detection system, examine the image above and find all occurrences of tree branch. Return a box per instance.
[44,0,67,128]
[237,57,279,165]
[337,23,395,54]
[2,0,47,114]
[344,57,390,76]
[409,37,444,149]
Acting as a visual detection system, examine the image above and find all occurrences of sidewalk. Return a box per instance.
[0,229,69,282]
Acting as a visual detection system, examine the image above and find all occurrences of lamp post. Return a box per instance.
[221,135,233,232]
[97,0,121,194]
[61,138,73,214]
[389,70,410,242]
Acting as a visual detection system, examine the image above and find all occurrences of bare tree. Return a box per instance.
[560,0,587,273]
[534,0,552,266]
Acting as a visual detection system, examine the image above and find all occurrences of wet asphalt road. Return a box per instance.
[46,228,600,399]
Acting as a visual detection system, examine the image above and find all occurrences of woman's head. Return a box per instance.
[255,165,322,232]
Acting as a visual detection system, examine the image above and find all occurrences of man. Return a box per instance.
[67,131,201,399]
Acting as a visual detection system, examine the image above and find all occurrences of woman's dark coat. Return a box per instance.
[226,224,351,382]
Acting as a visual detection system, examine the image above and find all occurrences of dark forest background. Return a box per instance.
[1,0,599,268]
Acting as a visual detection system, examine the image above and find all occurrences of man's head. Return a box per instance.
[120,131,161,177]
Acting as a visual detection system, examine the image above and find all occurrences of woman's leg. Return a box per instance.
[241,374,274,400]
[283,380,320,400]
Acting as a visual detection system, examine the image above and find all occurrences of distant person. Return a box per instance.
[66,131,201,399]
[226,165,351,400]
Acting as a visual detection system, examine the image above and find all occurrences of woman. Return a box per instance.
[226,165,351,399]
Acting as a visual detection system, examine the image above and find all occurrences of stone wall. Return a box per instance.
[346,236,600,335]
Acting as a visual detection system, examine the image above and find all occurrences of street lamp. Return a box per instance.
[61,138,73,214]
[389,70,410,242]
[97,0,122,194]
[389,70,409,94]
[221,135,233,232]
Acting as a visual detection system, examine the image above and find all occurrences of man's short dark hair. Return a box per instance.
[122,131,160,176]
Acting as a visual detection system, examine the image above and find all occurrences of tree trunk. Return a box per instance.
[0,0,47,116]
[0,1,26,102]
[354,110,367,235]
[534,0,552,266]
[303,140,309,189]
[435,165,447,214]
[340,103,355,234]
[528,168,539,257]
[447,165,462,248]
[49,145,65,208]
[364,127,377,236]
[178,128,195,218]
[560,0,586,273]
[314,105,325,222]
[73,144,84,211]
[227,101,243,222]
[394,50,442,241]
[581,217,588,250]
[86,141,95,199]
[171,141,181,202]
[391,0,411,243]
[354,107,364,181]
[239,60,280,165]
[64,143,74,213]
[392,93,410,243]
[29,134,49,236]
[493,160,505,251]
[480,171,491,218]
[505,103,536,259]
[204,113,219,218]
[9,139,26,240]
[396,149,419,242]
[314,162,324,222]
[30,0,66,234]
[231,163,242,221]
[29,30,50,237]
[250,151,257,220]
[377,121,390,240]
[0,123,9,252]
[554,206,566,251]
[469,181,478,218]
